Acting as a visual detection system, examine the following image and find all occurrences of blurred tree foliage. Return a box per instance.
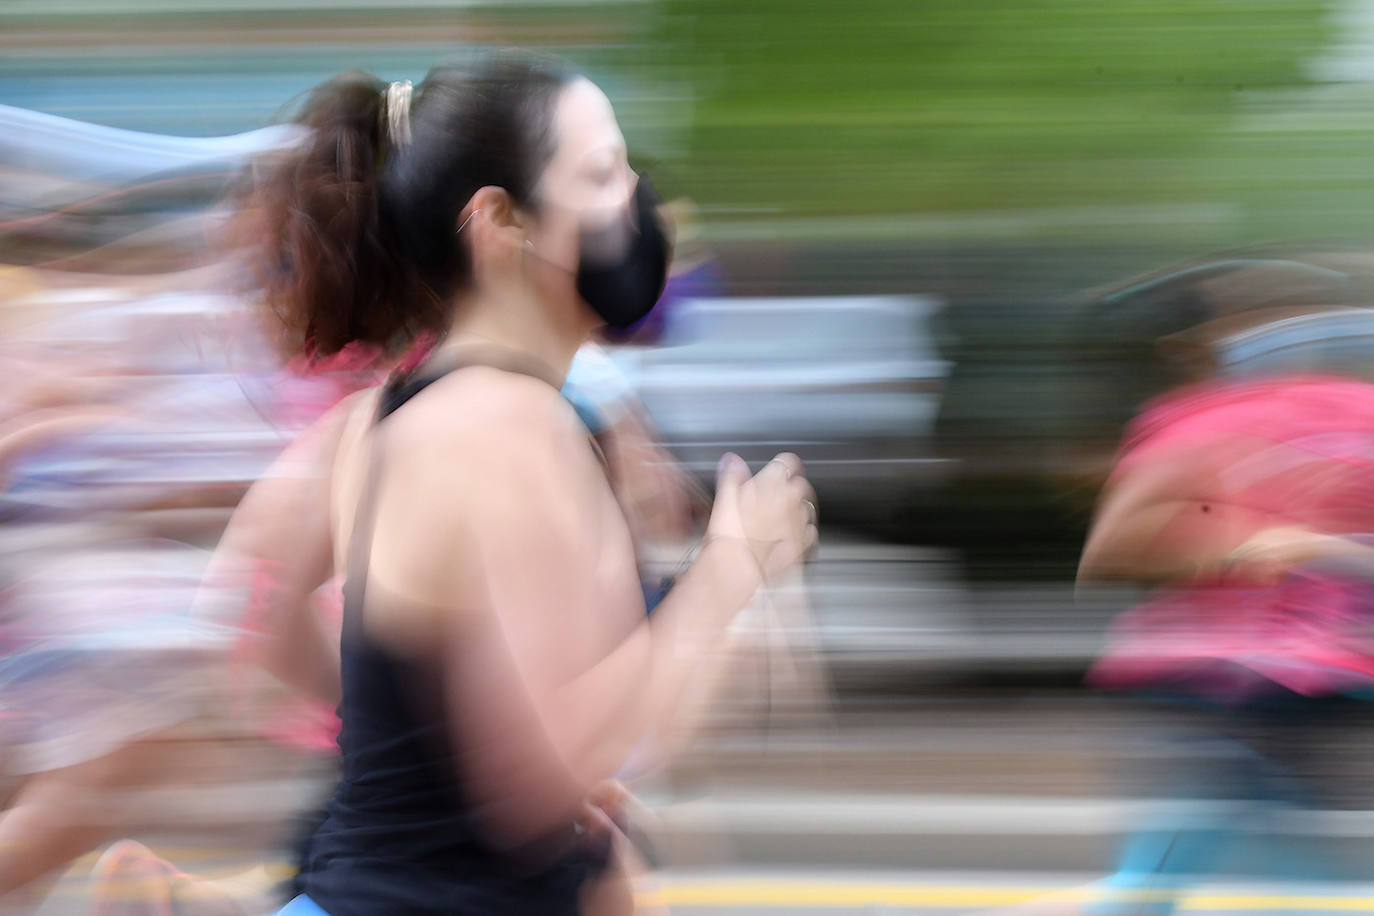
[631,0,1345,237]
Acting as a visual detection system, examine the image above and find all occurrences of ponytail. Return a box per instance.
[233,72,442,359]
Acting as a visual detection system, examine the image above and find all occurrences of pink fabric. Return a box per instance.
[269,333,439,430]
[1111,375,1374,534]
[270,342,389,430]
[1090,574,1374,700]
[1091,375,1374,702]
[230,563,345,755]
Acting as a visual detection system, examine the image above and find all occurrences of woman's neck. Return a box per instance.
[433,286,587,388]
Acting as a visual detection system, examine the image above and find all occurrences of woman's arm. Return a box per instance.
[387,381,813,852]
[199,390,368,706]
[1224,527,1374,583]
[1078,438,1271,584]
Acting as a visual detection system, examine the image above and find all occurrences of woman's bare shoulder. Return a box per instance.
[362,367,600,618]
[387,366,587,467]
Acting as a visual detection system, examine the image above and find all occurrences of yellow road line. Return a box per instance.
[638,883,1374,910]
[50,860,1374,911]
[641,884,1048,908]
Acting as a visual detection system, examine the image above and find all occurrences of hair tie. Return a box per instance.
[384,80,413,147]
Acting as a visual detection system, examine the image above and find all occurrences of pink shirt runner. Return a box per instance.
[1090,375,1374,702]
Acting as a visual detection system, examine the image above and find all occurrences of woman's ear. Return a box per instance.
[461,187,527,252]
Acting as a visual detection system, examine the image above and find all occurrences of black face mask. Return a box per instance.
[575,175,670,330]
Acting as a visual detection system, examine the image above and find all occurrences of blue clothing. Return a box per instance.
[277,895,330,916]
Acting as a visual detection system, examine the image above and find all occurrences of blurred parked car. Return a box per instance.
[606,294,953,531]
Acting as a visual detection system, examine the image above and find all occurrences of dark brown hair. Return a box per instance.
[235,50,574,359]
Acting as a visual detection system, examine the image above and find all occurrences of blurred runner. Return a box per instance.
[150,50,818,916]
[0,271,267,913]
[1078,372,1374,914]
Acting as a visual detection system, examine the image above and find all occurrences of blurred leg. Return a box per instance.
[88,839,253,916]
[1091,715,1245,916]
[0,736,179,908]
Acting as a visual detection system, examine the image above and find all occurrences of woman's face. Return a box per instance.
[522,78,637,315]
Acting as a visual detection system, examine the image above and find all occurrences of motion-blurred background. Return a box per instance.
[10,1,1374,912]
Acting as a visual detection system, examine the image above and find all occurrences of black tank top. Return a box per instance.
[295,360,604,916]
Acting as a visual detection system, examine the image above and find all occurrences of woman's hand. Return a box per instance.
[1223,526,1346,585]
[707,452,818,581]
